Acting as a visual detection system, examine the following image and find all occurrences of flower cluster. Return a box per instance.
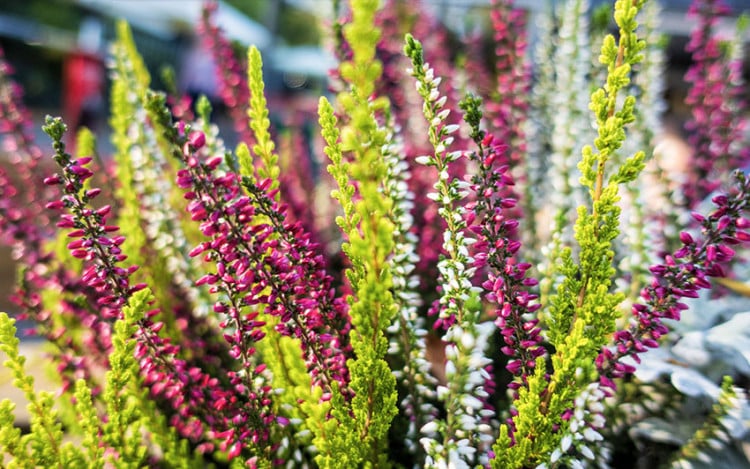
[682,0,750,208]
[43,116,276,460]
[177,122,352,396]
[460,97,544,388]
[600,172,750,385]
[0,50,119,397]
[406,34,498,467]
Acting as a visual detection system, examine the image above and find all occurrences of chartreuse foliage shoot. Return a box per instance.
[493,1,648,467]
[0,291,200,468]
[245,46,280,197]
[314,0,398,466]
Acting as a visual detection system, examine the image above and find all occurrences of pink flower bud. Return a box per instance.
[188,131,206,149]
[43,175,62,185]
[679,231,694,245]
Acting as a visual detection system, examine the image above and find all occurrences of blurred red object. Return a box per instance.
[62,49,104,133]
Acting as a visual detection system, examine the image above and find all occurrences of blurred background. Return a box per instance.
[0,0,748,315]
[0,0,748,143]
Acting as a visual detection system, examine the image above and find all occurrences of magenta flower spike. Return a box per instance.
[599,172,750,388]
[42,116,282,458]
[682,0,749,208]
[176,124,352,397]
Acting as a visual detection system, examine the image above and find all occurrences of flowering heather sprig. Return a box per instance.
[406,34,496,467]
[486,0,532,259]
[460,95,545,387]
[599,171,750,384]
[198,1,255,148]
[406,38,471,330]
[536,0,595,305]
[541,381,610,469]
[371,0,467,313]
[0,50,116,395]
[42,117,143,315]
[103,289,211,467]
[175,121,351,396]
[668,376,746,468]
[42,117,263,459]
[380,120,440,457]
[12,262,115,398]
[682,0,749,208]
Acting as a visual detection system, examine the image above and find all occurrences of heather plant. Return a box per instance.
[1,0,750,468]
[682,0,750,210]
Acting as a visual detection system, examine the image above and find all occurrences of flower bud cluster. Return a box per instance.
[43,117,275,457]
[599,173,750,388]
[177,126,352,397]
[197,2,255,148]
[407,35,496,466]
[0,52,125,399]
[682,0,750,208]
[467,132,544,386]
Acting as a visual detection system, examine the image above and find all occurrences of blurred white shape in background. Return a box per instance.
[75,0,272,47]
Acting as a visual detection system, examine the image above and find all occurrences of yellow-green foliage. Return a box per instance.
[0,290,204,468]
[246,46,280,198]
[493,1,649,467]
[312,0,398,466]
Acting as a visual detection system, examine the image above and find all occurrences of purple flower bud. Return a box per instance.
[85,188,101,199]
[679,231,695,245]
[506,359,522,375]
[188,131,206,149]
[706,244,717,261]
[43,175,62,185]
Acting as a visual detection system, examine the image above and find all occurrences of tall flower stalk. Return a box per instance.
[493,1,648,466]
[406,35,495,467]
[683,0,750,208]
[600,172,750,382]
